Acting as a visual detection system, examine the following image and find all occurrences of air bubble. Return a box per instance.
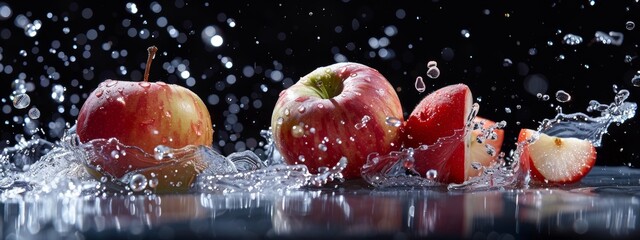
[13,93,30,109]
[154,145,172,160]
[318,144,327,152]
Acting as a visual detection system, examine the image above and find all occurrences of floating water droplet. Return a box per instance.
[542,94,550,101]
[129,174,148,192]
[414,76,426,93]
[460,29,470,38]
[425,169,438,180]
[426,67,440,79]
[626,21,635,30]
[562,33,583,45]
[631,72,640,87]
[385,116,402,127]
[504,107,512,114]
[556,90,572,102]
[427,60,437,68]
[298,155,306,162]
[13,93,30,109]
[502,58,513,67]
[28,107,40,119]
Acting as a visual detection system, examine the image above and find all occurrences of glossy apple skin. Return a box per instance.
[402,84,472,184]
[271,62,404,179]
[76,79,213,186]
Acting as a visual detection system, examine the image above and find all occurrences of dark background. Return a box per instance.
[1,0,639,167]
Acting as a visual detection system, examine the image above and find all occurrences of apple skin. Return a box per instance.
[76,79,213,190]
[402,83,473,184]
[271,62,404,179]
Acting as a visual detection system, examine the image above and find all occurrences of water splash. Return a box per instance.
[539,86,636,147]
[0,127,345,200]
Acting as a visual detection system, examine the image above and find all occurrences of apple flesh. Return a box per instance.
[76,46,213,193]
[466,116,505,179]
[402,83,474,184]
[517,128,596,184]
[271,62,404,179]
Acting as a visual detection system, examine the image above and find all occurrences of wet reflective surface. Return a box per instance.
[2,166,639,239]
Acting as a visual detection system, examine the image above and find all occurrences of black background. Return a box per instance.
[1,0,639,167]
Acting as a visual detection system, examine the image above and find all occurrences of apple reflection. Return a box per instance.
[271,188,640,238]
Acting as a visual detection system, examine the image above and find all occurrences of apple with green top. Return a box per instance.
[271,62,404,179]
[76,46,214,193]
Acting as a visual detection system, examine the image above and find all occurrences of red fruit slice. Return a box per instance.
[403,83,473,183]
[466,116,504,180]
[517,128,596,184]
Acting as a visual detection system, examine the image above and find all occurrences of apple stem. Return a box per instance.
[144,46,158,82]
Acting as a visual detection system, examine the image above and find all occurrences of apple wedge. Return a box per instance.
[466,116,505,180]
[402,83,474,183]
[517,128,596,184]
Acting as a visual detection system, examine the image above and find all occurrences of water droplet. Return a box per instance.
[632,72,640,87]
[426,169,438,180]
[414,76,426,93]
[562,33,583,45]
[354,115,371,129]
[318,144,327,152]
[542,94,550,101]
[426,67,440,79]
[291,124,304,138]
[298,106,306,113]
[502,58,513,67]
[385,116,402,127]
[154,145,172,160]
[13,94,30,109]
[139,82,151,88]
[284,109,290,116]
[148,178,159,188]
[28,107,40,119]
[110,150,120,159]
[555,90,572,102]
[129,174,148,192]
[471,162,482,170]
[276,117,284,125]
[317,103,324,109]
[460,29,470,38]
[427,60,437,68]
[298,155,306,162]
[626,21,636,30]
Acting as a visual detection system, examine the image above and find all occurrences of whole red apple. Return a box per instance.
[271,62,404,179]
[76,46,213,192]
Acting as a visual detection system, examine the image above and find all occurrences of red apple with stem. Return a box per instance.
[402,83,475,184]
[271,62,404,179]
[517,128,596,184]
[76,46,213,193]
